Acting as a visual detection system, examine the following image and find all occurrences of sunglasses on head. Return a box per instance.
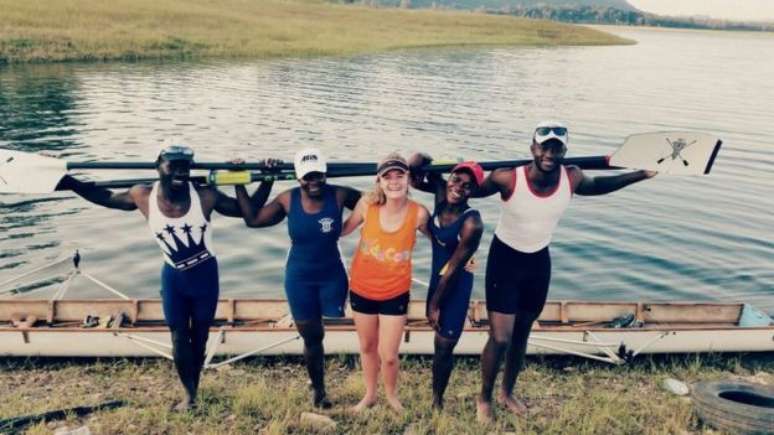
[302,171,325,182]
[535,126,567,137]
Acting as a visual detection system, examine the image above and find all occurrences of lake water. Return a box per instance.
[1,26,772,313]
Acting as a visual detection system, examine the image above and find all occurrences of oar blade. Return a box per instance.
[609,132,722,175]
[0,149,67,193]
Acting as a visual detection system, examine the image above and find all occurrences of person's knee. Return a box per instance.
[298,322,325,346]
[379,350,399,368]
[171,329,192,346]
[359,338,378,354]
[435,336,458,357]
[488,334,510,353]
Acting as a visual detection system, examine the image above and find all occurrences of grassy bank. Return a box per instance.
[1,354,771,434]
[0,0,631,64]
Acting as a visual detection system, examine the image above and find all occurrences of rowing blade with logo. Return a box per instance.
[0,156,14,185]
[657,137,695,167]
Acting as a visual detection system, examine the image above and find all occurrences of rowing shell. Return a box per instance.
[1,299,771,366]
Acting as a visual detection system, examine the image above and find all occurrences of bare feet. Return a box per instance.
[172,398,196,412]
[497,393,527,416]
[476,399,493,424]
[350,396,377,413]
[386,395,404,413]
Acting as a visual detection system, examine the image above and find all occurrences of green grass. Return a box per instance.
[1,354,771,434]
[0,0,632,64]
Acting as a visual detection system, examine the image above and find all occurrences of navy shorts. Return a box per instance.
[284,263,348,322]
[350,290,409,316]
[485,236,551,316]
[160,257,219,332]
[427,280,473,340]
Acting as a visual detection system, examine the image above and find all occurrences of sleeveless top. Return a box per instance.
[286,185,343,274]
[349,200,419,301]
[429,205,480,292]
[494,165,572,253]
[148,182,215,270]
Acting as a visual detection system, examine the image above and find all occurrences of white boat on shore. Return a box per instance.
[1,254,772,367]
[1,297,772,367]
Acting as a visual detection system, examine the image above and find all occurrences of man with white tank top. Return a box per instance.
[56,145,262,411]
[472,121,657,423]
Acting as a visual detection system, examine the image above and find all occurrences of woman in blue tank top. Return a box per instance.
[235,148,360,409]
[409,154,485,409]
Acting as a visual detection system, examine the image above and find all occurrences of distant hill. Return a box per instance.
[372,0,638,11]
[360,0,774,31]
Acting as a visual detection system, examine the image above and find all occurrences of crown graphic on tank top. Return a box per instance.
[155,222,212,270]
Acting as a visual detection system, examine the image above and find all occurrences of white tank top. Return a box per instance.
[148,182,215,270]
[494,165,572,253]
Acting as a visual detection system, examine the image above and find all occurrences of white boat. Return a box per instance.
[1,255,771,367]
[2,297,773,367]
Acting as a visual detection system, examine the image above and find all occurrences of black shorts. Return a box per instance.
[350,290,409,316]
[485,235,551,316]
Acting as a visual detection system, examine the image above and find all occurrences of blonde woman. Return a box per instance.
[341,153,430,412]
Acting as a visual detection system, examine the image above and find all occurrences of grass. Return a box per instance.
[1,354,771,434]
[0,0,632,64]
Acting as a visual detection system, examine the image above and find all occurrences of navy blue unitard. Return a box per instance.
[428,207,480,340]
[284,185,348,321]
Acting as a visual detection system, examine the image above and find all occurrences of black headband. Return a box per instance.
[376,159,409,175]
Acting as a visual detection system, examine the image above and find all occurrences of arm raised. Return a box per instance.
[471,167,513,200]
[56,175,138,211]
[408,152,446,199]
[235,183,287,228]
[569,166,656,196]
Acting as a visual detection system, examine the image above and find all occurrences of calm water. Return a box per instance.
[1,26,772,312]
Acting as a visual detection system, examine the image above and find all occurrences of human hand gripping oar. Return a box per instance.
[0,132,722,194]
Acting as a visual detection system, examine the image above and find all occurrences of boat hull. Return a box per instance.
[1,327,772,358]
[1,299,772,359]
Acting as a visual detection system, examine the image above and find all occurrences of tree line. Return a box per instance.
[491,6,774,31]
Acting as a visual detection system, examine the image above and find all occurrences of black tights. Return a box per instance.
[170,320,210,404]
[296,320,327,402]
[432,334,459,408]
[479,311,538,403]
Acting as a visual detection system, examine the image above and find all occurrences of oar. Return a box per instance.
[80,156,615,190]
[0,400,126,432]
[64,161,372,171]
[0,132,722,194]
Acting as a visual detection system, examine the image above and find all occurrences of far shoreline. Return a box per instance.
[587,23,774,37]
[0,0,632,65]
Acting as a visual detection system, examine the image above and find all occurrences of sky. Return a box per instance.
[627,0,774,22]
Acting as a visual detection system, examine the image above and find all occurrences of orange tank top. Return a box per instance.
[349,200,419,301]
